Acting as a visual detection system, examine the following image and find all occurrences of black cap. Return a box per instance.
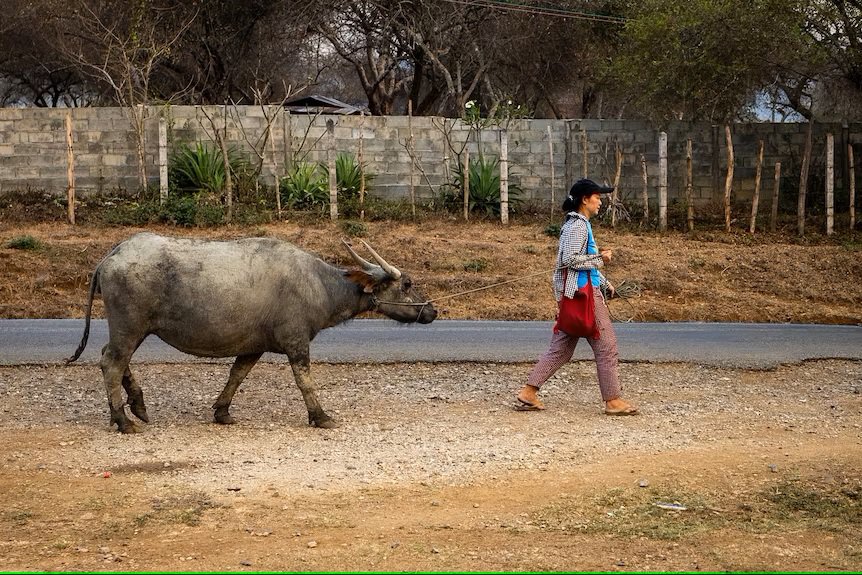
[568,178,614,201]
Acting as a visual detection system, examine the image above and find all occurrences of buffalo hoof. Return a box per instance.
[309,413,339,429]
[116,421,143,434]
[130,404,150,423]
[214,411,237,425]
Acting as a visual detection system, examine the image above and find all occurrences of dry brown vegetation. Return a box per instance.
[1,217,861,324]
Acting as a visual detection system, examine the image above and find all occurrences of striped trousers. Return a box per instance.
[526,288,621,401]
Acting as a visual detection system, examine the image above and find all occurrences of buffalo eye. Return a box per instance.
[402,278,412,291]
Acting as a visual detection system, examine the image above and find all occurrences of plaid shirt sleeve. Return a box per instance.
[553,214,605,300]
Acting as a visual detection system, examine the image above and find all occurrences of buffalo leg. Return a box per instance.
[287,350,337,429]
[100,344,140,433]
[212,352,263,424]
[121,367,149,423]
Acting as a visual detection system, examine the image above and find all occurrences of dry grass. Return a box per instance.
[0,217,860,323]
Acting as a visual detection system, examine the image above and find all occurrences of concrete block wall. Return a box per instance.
[0,106,859,213]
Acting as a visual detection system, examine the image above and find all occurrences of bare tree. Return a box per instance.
[60,1,198,190]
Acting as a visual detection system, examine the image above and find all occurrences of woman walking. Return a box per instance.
[515,178,639,416]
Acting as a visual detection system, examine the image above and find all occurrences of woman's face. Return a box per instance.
[580,193,602,218]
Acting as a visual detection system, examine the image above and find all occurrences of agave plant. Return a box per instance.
[169,142,249,196]
[280,162,328,210]
[449,156,522,217]
[326,152,374,199]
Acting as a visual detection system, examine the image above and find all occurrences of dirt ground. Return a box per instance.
[1,215,861,571]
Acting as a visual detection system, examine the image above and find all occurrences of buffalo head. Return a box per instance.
[342,240,437,324]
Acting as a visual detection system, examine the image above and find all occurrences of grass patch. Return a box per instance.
[136,491,219,527]
[530,477,862,542]
[4,235,43,251]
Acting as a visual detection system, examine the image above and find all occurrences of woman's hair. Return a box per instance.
[562,194,579,212]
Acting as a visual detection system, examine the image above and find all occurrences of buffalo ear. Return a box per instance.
[346,269,377,293]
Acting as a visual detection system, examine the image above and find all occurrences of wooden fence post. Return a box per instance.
[327,119,337,221]
[159,116,168,205]
[798,121,813,236]
[826,132,834,236]
[686,138,694,232]
[611,141,621,228]
[359,114,366,221]
[770,162,781,233]
[64,112,75,225]
[407,101,416,218]
[640,154,649,226]
[659,132,668,231]
[581,128,588,178]
[547,125,554,214]
[850,144,856,231]
[500,128,509,225]
[462,148,470,221]
[749,140,764,233]
[723,125,734,232]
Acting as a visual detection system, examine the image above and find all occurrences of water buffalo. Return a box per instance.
[67,232,437,432]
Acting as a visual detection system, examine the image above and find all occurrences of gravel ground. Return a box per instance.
[2,360,860,495]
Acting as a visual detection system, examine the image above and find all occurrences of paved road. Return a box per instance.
[1,319,861,369]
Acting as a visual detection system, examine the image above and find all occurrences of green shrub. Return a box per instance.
[4,235,42,250]
[543,223,561,237]
[339,220,368,237]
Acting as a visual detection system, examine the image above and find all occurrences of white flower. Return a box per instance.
[465,101,475,109]
[507,100,512,105]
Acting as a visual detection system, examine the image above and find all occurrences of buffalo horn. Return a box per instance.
[360,240,402,279]
[341,239,376,271]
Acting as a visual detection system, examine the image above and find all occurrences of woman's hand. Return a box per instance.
[601,248,613,264]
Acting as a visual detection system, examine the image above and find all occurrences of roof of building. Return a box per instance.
[283,95,366,115]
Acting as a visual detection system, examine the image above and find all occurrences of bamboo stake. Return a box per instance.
[327,119,337,221]
[826,132,834,236]
[64,112,75,225]
[749,140,764,233]
[770,162,781,233]
[723,125,734,232]
[611,142,622,228]
[798,121,813,236]
[685,139,694,232]
[500,128,509,225]
[850,145,856,231]
[640,154,649,225]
